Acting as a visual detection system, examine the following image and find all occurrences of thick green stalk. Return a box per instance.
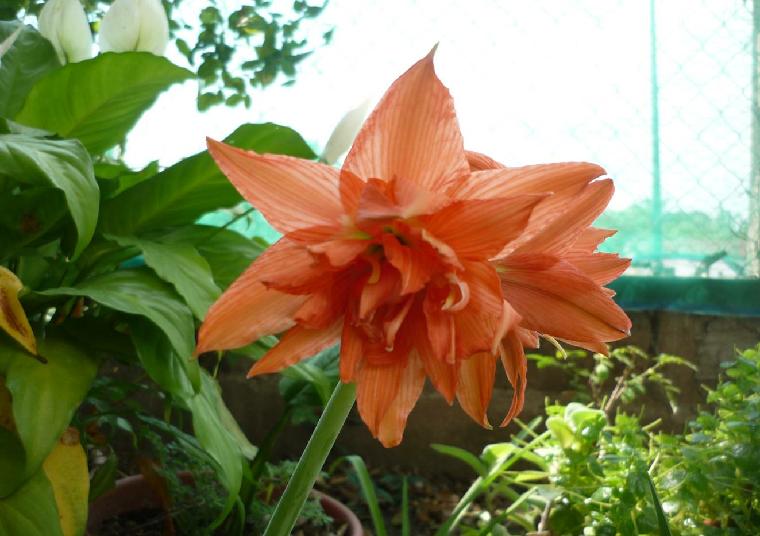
[263,381,357,536]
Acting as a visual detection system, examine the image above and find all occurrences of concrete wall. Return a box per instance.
[219,311,760,476]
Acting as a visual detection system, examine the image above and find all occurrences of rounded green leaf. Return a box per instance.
[15,52,193,154]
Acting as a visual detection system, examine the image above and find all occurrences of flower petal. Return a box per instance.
[309,239,368,268]
[247,321,342,377]
[382,233,437,294]
[511,179,615,256]
[456,352,496,428]
[571,228,617,253]
[421,195,545,259]
[359,264,400,319]
[564,252,630,286]
[340,322,364,382]
[207,138,343,233]
[499,255,631,343]
[356,356,406,435]
[465,150,505,171]
[376,353,426,448]
[196,242,311,354]
[452,162,604,202]
[451,261,506,357]
[499,331,527,427]
[343,48,468,203]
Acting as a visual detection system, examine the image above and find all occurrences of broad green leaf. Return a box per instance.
[95,160,159,199]
[0,22,60,118]
[0,267,37,356]
[15,52,193,154]
[109,235,220,320]
[0,135,98,257]
[99,123,316,235]
[0,427,25,497]
[40,268,195,358]
[129,318,200,399]
[163,225,266,288]
[431,444,488,477]
[186,371,255,500]
[41,428,89,536]
[0,377,26,498]
[0,470,63,536]
[0,188,66,259]
[3,339,97,494]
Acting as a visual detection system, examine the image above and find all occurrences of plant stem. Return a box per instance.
[263,381,357,536]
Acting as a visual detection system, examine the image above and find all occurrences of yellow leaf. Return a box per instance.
[0,267,37,356]
[42,427,89,536]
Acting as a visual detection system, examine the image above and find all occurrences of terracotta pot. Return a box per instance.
[87,473,363,535]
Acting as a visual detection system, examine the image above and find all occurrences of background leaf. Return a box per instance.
[162,225,266,288]
[4,339,97,492]
[0,135,98,257]
[40,268,195,358]
[186,371,256,502]
[0,470,63,536]
[99,123,316,235]
[41,428,89,536]
[130,318,200,399]
[0,22,60,118]
[15,52,193,153]
[0,267,37,355]
[109,235,220,320]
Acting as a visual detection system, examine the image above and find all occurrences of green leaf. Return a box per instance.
[109,235,220,320]
[339,455,388,536]
[186,371,256,501]
[546,416,574,450]
[3,339,97,494]
[162,225,266,288]
[0,135,98,258]
[0,470,63,536]
[129,318,200,399]
[646,471,673,536]
[431,444,488,477]
[0,428,26,498]
[15,52,193,154]
[39,268,195,358]
[88,452,117,502]
[99,123,316,235]
[0,22,60,118]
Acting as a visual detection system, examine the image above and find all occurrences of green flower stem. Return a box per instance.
[263,380,357,536]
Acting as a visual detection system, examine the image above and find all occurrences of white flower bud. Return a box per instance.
[321,99,371,165]
[99,0,169,56]
[38,0,93,64]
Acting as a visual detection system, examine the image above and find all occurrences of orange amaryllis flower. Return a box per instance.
[448,153,632,427]
[196,49,629,447]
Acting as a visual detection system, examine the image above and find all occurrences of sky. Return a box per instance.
[123,0,754,222]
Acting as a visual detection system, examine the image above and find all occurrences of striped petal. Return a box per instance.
[343,48,469,205]
[456,352,496,428]
[247,321,342,377]
[207,138,343,233]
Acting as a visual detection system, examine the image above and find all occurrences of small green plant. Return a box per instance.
[343,346,698,535]
[656,344,760,534]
